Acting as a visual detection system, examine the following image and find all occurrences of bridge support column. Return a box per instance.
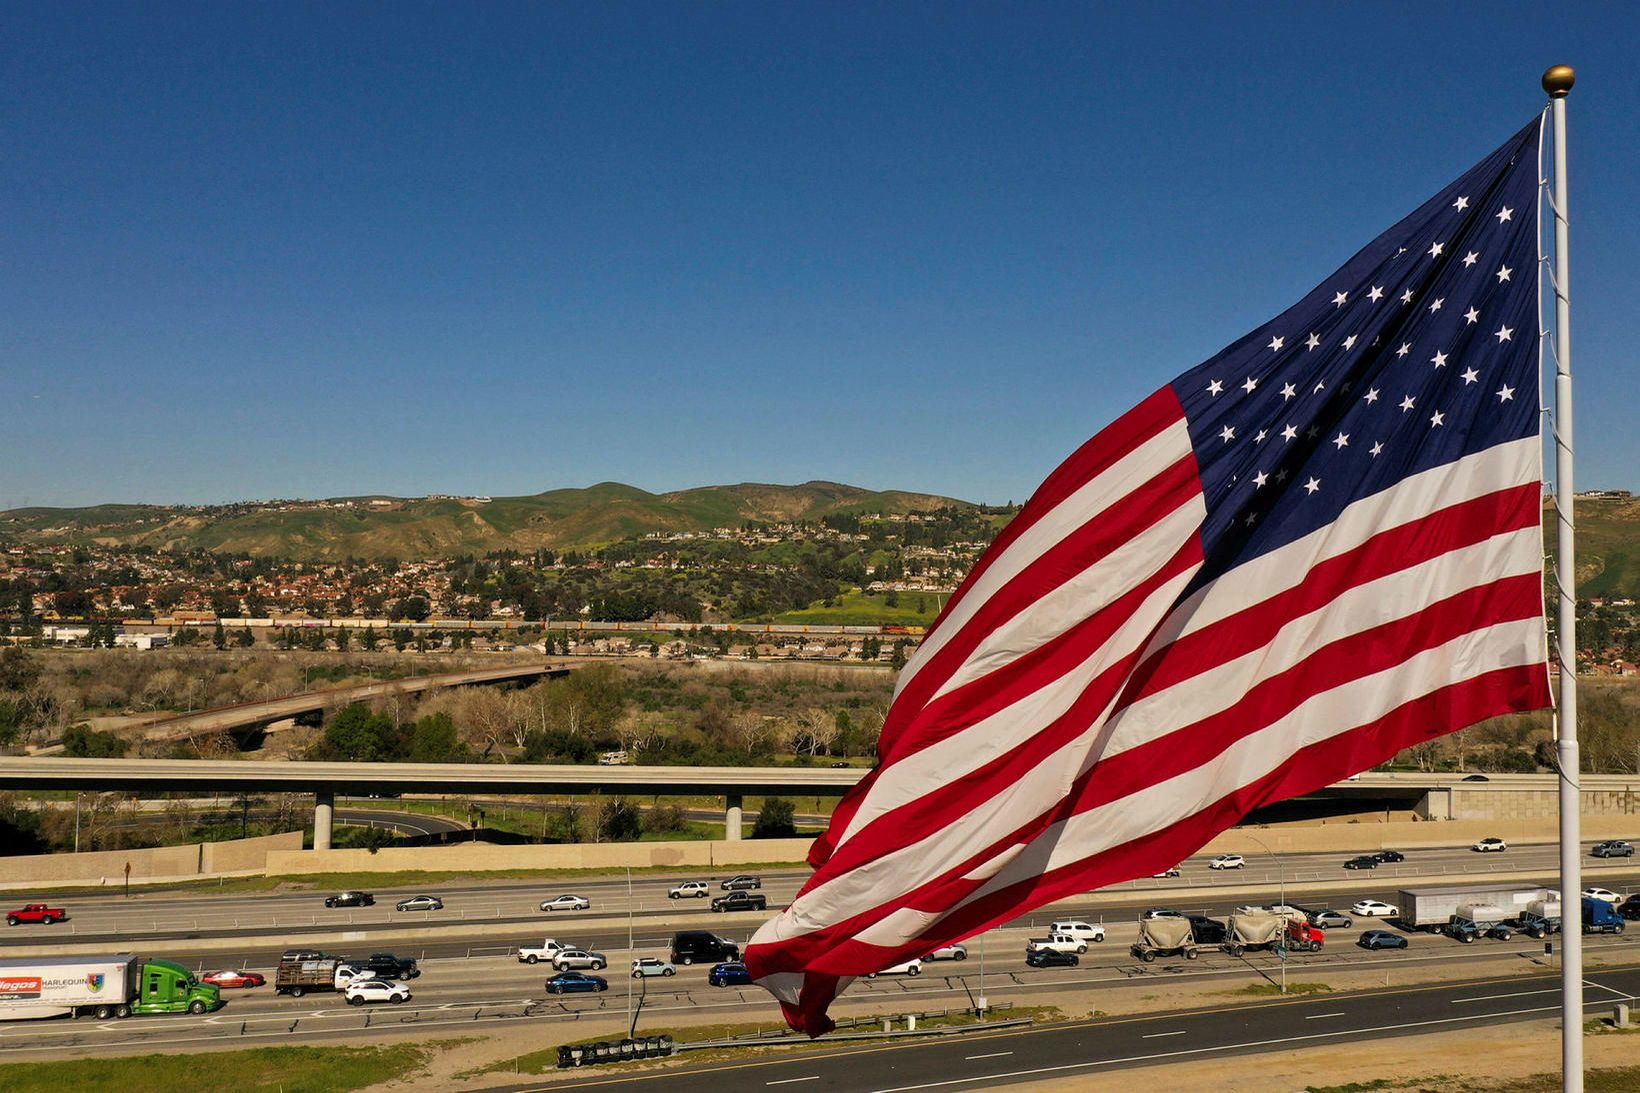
[1415,787,1453,822]
[725,794,743,841]
[314,789,335,850]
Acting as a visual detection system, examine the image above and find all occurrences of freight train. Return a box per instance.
[51,616,926,638]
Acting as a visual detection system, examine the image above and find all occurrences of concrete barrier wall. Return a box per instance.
[1203,815,1640,856]
[266,836,816,876]
[0,831,304,889]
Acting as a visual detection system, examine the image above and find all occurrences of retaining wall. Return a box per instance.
[266,836,816,875]
[0,830,304,889]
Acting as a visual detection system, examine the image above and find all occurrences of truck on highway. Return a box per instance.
[1582,897,1627,935]
[5,903,66,926]
[1130,916,1198,962]
[517,939,569,965]
[1442,903,1515,943]
[1223,913,1326,956]
[0,955,221,1021]
[1397,885,1553,930]
[1514,898,1562,939]
[273,958,371,997]
[1026,933,1089,956]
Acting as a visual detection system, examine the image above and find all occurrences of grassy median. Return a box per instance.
[0,1043,436,1093]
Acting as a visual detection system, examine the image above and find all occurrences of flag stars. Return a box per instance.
[1454,196,1470,211]
[1428,297,1445,314]
[1431,350,1449,368]
[1497,385,1516,402]
[1267,336,1285,352]
[1494,325,1514,343]
[1305,333,1321,350]
[1276,469,1290,483]
[1306,424,1320,439]
[1399,395,1417,412]
[1219,425,1236,443]
[1363,387,1380,404]
[1281,424,1299,442]
[1342,334,1358,350]
[1428,241,1445,259]
[1461,367,1479,385]
[1313,380,1326,394]
[1369,441,1385,457]
[1253,470,1269,488]
[1496,206,1514,223]
[1281,382,1297,401]
[1430,410,1446,428]
[1333,291,1349,308]
[1396,342,1412,359]
[1496,264,1513,283]
[1367,285,1384,302]
[1241,376,1259,394]
[1332,432,1350,450]
[1244,512,1258,527]
[1304,477,1322,495]
[1401,289,1416,304]
[1463,251,1480,268]
[1254,429,1268,443]
[1207,379,1224,396]
[1464,307,1480,325]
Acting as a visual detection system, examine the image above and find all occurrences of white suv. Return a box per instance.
[1049,920,1106,944]
[669,881,709,900]
[1209,854,1246,870]
[1472,837,1508,853]
[345,979,411,1005]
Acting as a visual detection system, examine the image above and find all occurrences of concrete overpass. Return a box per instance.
[1,760,1634,849]
[130,663,568,744]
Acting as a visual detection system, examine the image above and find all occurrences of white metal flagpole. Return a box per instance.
[1542,62,1580,1093]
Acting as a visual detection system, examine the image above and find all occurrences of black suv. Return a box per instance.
[1617,896,1640,922]
[712,891,768,913]
[1185,915,1228,944]
[1593,840,1635,859]
[671,931,740,966]
[1025,948,1078,969]
[351,953,419,980]
[324,891,375,908]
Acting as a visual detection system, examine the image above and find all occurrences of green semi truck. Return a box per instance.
[0,955,222,1021]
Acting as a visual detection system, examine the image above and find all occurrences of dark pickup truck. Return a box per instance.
[349,953,420,980]
[711,891,768,913]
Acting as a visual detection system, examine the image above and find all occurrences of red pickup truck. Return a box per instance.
[6,903,67,926]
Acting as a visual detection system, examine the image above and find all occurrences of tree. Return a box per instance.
[408,712,467,763]
[172,627,203,647]
[596,797,643,842]
[62,723,129,759]
[0,648,40,691]
[752,797,798,838]
[316,702,400,762]
[335,628,351,652]
[212,622,227,650]
[392,596,431,623]
[361,626,380,651]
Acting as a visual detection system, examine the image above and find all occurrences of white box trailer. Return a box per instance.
[1398,885,1553,929]
[0,955,138,1021]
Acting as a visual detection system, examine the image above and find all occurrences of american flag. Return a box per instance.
[745,117,1553,1035]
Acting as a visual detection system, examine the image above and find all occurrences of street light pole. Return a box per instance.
[1244,832,1287,994]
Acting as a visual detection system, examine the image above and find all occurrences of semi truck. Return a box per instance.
[1397,885,1553,930]
[1442,903,1515,943]
[1583,897,1627,935]
[1223,912,1326,956]
[1514,898,1562,939]
[0,955,221,1021]
[1130,916,1197,962]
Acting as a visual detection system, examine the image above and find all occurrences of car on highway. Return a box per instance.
[1461,774,1490,782]
[345,979,411,1005]
[1593,841,1635,859]
[5,903,66,926]
[1025,948,1079,969]
[1051,921,1107,944]
[1208,854,1246,870]
[1152,866,1183,878]
[1142,907,1186,919]
[1617,896,1640,922]
[324,891,375,908]
[1471,837,1508,853]
[1582,887,1624,905]
[1027,934,1088,956]
[353,953,419,980]
[281,948,339,963]
[1351,899,1399,918]
[668,881,710,899]
[1373,850,1406,863]
[866,958,922,978]
[1343,855,1380,870]
[395,895,443,912]
[546,972,608,995]
[711,890,768,913]
[1186,915,1229,944]
[720,875,762,891]
[202,969,265,989]
[708,961,753,987]
[540,894,592,912]
[672,931,740,966]
[921,944,968,962]
[517,939,568,964]
[1306,909,1355,929]
[631,957,676,978]
[552,948,608,971]
[1358,930,1409,951]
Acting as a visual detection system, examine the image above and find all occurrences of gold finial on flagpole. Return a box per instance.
[1542,65,1575,98]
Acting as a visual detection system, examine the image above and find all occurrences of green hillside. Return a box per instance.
[1562,493,1640,599]
[0,481,971,561]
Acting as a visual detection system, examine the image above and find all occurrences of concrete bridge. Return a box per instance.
[1,760,1634,850]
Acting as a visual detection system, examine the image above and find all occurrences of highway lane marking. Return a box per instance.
[1140,1030,1185,1038]
[1303,1011,1346,1019]
[1450,988,1559,1003]
[765,1077,819,1086]
[964,1050,1014,1058]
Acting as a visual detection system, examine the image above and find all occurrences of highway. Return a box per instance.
[2,839,1637,1065]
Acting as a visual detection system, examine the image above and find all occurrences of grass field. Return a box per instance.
[0,1043,436,1093]
[771,589,943,627]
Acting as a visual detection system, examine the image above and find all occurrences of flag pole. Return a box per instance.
[1542,62,1580,1093]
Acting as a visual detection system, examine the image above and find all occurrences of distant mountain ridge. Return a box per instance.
[0,481,975,561]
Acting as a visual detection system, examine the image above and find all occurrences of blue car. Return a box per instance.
[546,972,608,994]
[1357,930,1408,951]
[708,961,752,987]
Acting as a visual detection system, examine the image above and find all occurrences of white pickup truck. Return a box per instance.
[1026,933,1089,955]
[517,938,569,965]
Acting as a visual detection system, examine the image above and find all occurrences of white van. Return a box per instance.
[1049,920,1106,943]
[597,750,631,766]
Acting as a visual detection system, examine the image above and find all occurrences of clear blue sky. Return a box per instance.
[7,2,1637,508]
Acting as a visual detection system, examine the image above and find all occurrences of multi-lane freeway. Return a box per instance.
[3,837,1637,1076]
